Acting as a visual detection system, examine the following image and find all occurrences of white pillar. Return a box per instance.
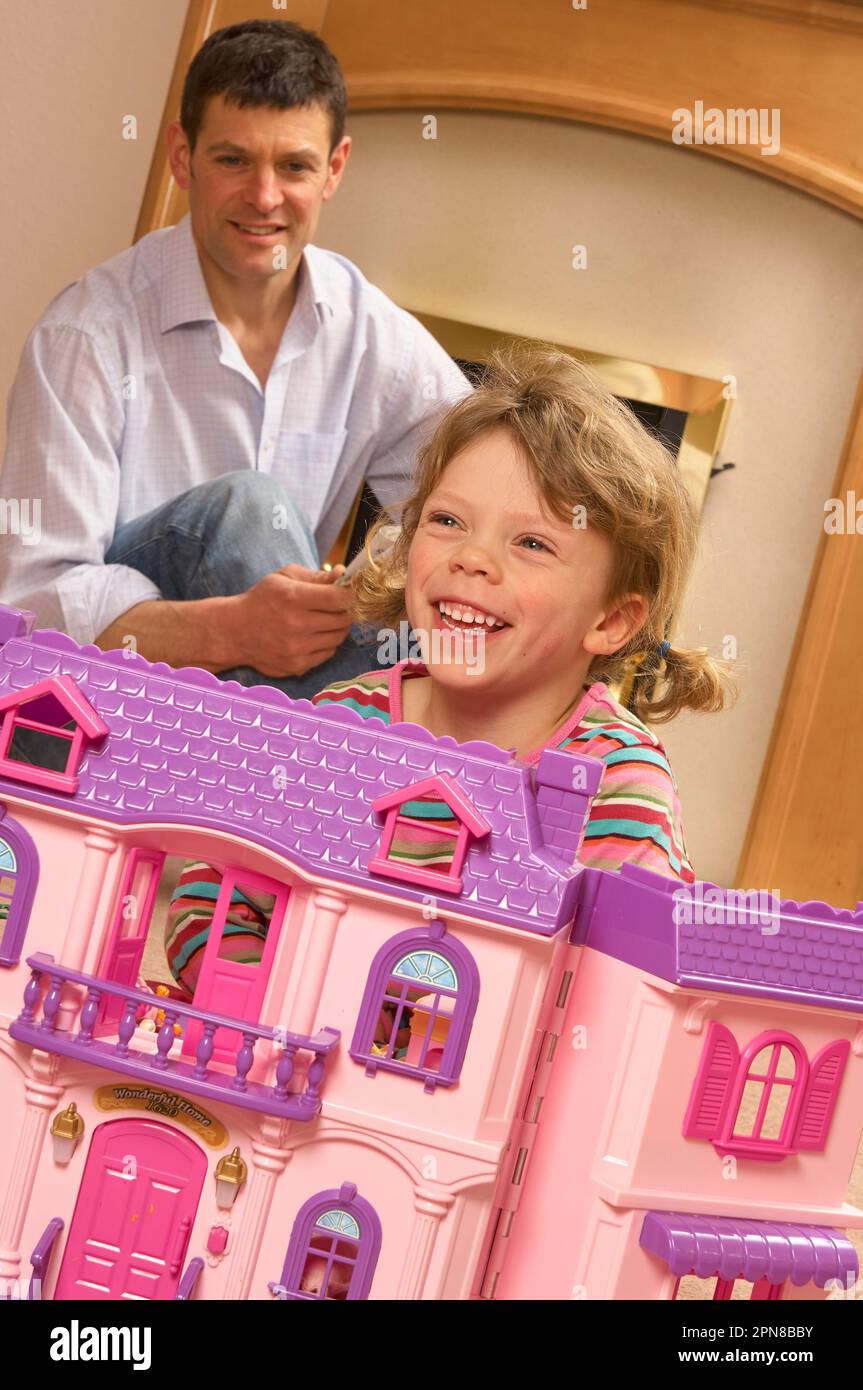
[0,1062,64,1282]
[56,826,117,1030]
[221,1129,291,1301]
[396,1185,455,1299]
[289,889,347,1037]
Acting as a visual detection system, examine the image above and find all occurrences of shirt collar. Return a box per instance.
[159,212,335,334]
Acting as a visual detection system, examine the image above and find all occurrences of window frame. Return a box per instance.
[0,809,40,967]
[370,774,491,894]
[273,1183,381,1301]
[683,1021,850,1162]
[350,921,480,1092]
[0,676,107,795]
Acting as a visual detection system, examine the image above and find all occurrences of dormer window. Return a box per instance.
[369,774,490,893]
[0,676,108,794]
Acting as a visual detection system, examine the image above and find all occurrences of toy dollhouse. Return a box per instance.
[0,602,861,1302]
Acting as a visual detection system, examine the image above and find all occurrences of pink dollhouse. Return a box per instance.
[0,603,861,1302]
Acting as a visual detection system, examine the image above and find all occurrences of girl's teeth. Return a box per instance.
[438,601,504,630]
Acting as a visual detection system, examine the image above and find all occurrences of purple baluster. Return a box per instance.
[273,1043,297,1101]
[116,1000,138,1057]
[20,969,42,1023]
[77,987,103,1045]
[154,1012,178,1070]
[231,1033,256,1091]
[192,1023,216,1079]
[40,975,64,1032]
[305,1050,327,1108]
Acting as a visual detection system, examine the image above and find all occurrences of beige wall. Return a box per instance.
[0,0,186,449]
[314,111,863,893]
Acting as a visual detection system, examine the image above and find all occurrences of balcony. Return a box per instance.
[9,953,340,1122]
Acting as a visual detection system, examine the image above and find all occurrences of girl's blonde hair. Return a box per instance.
[351,339,736,724]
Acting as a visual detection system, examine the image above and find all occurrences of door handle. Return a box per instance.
[169,1216,192,1276]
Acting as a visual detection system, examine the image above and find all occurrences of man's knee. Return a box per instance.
[203,470,294,523]
[199,472,316,553]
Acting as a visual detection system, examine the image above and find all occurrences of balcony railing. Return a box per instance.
[10,953,340,1121]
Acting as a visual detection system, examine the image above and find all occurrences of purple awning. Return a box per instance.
[640,1210,859,1288]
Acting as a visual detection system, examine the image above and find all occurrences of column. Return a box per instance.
[222,1131,292,1301]
[288,889,348,1037]
[396,1184,456,1299]
[59,826,118,970]
[56,826,117,1030]
[0,1066,64,1282]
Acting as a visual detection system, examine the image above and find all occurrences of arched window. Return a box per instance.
[269,1184,382,1301]
[350,922,479,1091]
[0,812,39,967]
[731,1041,798,1143]
[683,1022,850,1160]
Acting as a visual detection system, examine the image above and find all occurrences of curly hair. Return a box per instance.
[350,339,736,724]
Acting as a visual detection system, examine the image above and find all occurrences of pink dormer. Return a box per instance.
[0,675,109,794]
[369,773,491,894]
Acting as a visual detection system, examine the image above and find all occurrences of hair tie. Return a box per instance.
[657,640,671,658]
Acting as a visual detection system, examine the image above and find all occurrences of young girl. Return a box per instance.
[312,341,735,886]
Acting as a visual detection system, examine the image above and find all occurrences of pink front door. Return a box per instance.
[53,1119,206,1301]
[183,868,288,1064]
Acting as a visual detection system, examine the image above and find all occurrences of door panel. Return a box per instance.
[54,1119,205,1301]
[96,851,164,1035]
[183,871,288,1064]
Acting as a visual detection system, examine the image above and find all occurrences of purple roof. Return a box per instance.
[0,616,600,937]
[640,1209,858,1288]
[574,861,863,1013]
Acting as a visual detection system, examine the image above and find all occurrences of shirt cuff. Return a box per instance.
[58,564,164,649]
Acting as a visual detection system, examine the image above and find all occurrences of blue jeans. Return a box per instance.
[104,472,388,700]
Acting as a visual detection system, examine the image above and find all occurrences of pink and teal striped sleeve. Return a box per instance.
[558,706,695,883]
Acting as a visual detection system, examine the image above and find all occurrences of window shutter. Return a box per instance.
[682,1021,739,1139]
[794,1039,850,1151]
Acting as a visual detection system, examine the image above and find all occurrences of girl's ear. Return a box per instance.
[584,592,650,657]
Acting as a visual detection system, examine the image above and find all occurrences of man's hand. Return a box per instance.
[227,563,354,677]
[93,563,356,678]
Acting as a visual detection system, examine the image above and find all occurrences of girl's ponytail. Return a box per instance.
[627,642,737,725]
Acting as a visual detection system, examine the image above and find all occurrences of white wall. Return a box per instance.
[0,0,186,447]
[314,110,863,892]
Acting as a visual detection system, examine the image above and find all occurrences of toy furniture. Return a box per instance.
[0,604,861,1301]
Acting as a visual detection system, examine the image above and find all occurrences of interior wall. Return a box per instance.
[313,110,863,893]
[0,0,187,454]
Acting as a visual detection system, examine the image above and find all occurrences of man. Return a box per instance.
[0,19,471,699]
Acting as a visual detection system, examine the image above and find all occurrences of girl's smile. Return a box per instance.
[400,425,648,756]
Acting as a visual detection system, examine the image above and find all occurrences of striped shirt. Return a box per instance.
[0,212,472,646]
[311,660,695,883]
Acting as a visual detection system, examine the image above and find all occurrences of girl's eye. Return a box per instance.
[426,515,551,551]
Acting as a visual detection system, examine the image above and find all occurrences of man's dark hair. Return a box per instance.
[180,19,347,156]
